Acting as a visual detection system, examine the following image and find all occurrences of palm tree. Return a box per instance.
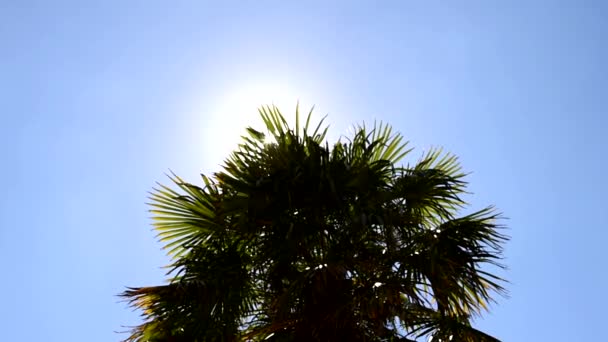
[121,105,508,342]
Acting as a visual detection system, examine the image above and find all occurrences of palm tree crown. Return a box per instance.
[121,105,508,341]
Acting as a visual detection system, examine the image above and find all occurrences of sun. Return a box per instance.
[201,81,302,168]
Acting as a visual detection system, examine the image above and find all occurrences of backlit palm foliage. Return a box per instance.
[121,105,508,341]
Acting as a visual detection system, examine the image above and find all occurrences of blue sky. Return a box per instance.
[1,1,606,341]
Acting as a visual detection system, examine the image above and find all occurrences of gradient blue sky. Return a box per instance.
[1,1,606,341]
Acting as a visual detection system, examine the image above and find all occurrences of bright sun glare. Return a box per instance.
[202,82,303,168]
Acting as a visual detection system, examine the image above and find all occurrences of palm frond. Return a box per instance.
[149,172,223,259]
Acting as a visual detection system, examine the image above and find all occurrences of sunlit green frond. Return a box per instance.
[368,120,412,164]
[148,173,222,259]
[396,207,507,318]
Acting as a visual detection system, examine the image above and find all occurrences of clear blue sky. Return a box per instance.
[1,1,606,341]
